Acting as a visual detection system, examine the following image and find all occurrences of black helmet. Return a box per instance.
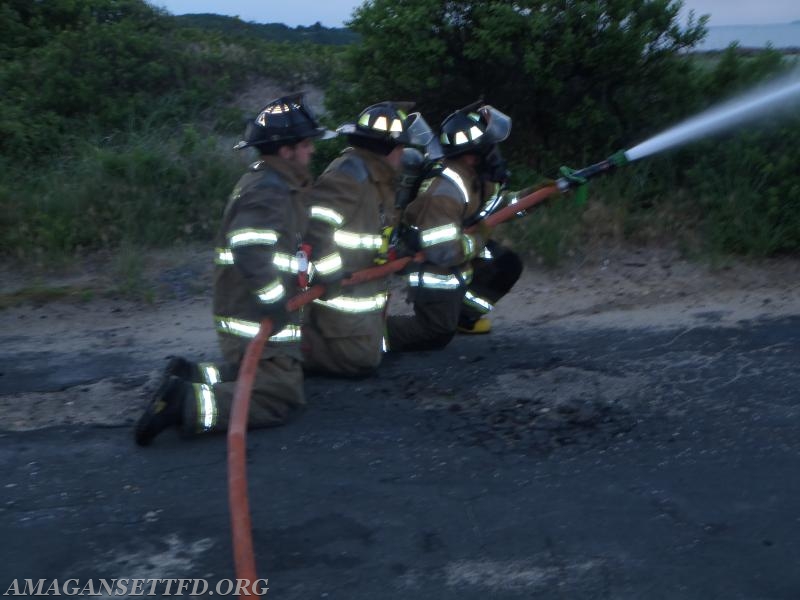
[439,102,512,158]
[234,93,335,151]
[336,101,435,152]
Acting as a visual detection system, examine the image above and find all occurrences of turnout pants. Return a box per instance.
[386,287,465,352]
[182,334,305,436]
[302,306,384,377]
[460,240,523,325]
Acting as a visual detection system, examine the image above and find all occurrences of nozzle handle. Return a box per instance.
[556,151,629,191]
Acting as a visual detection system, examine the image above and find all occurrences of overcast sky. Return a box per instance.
[151,1,799,28]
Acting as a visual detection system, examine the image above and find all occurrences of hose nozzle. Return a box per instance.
[556,150,629,192]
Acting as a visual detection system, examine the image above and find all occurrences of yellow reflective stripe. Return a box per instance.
[273,252,301,273]
[310,206,345,227]
[228,228,279,247]
[314,292,388,313]
[215,248,234,265]
[463,290,493,313]
[407,269,472,289]
[441,167,469,204]
[420,223,460,247]
[192,383,218,431]
[334,229,383,250]
[313,252,344,276]
[198,363,221,386]
[215,317,302,343]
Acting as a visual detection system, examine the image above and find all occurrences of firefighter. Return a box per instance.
[134,93,340,446]
[386,101,523,352]
[302,101,435,376]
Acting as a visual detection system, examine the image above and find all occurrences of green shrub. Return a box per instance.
[0,126,243,260]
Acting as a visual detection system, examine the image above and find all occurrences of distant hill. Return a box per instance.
[696,22,800,51]
[173,13,358,45]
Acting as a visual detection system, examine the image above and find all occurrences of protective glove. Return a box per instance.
[316,272,350,301]
[258,302,290,333]
[558,165,589,206]
[389,224,421,259]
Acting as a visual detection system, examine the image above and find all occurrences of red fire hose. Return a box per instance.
[227,184,560,597]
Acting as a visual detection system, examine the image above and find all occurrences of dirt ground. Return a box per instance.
[1,242,799,432]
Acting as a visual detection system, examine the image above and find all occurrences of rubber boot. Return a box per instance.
[134,376,190,446]
[457,316,492,334]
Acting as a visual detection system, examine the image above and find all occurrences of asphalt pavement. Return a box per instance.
[2,316,800,599]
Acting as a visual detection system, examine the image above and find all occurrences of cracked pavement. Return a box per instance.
[2,309,800,598]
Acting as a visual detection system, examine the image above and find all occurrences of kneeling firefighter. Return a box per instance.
[385,101,523,351]
[135,93,338,445]
[302,101,435,376]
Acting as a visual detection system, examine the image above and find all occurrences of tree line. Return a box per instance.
[1,0,798,261]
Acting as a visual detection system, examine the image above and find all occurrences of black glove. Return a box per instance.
[316,272,350,301]
[390,224,421,259]
[258,303,290,333]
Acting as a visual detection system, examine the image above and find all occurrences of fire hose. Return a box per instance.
[226,153,628,597]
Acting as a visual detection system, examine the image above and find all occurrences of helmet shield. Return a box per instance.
[479,105,511,145]
[399,112,435,148]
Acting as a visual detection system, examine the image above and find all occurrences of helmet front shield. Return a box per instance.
[479,105,512,145]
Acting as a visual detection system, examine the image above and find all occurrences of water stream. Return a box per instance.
[624,73,800,162]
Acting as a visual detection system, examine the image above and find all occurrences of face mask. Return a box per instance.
[481,145,511,184]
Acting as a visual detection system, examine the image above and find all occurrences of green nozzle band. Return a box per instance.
[609,151,629,168]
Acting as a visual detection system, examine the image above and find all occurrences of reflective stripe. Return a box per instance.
[462,234,477,258]
[193,383,218,431]
[407,269,472,289]
[215,317,302,343]
[313,252,344,276]
[479,246,493,259]
[334,229,383,250]
[310,206,345,227]
[463,290,493,313]
[215,248,234,265]
[268,324,302,342]
[441,167,469,204]
[420,223,460,247]
[198,363,221,386]
[228,228,279,247]
[273,251,301,274]
[314,292,388,313]
[255,279,286,304]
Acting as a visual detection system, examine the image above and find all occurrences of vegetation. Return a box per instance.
[1,0,798,268]
[0,0,346,261]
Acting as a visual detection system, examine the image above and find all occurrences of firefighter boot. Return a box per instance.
[457,316,492,334]
[134,376,191,446]
[155,356,201,387]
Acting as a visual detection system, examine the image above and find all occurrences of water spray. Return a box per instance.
[625,74,800,162]
[554,73,800,193]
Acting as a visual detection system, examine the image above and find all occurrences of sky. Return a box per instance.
[151,1,799,28]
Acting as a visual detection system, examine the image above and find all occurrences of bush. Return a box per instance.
[0,126,243,260]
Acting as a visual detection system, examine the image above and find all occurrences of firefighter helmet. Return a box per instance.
[337,101,435,150]
[439,102,512,158]
[234,93,335,151]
